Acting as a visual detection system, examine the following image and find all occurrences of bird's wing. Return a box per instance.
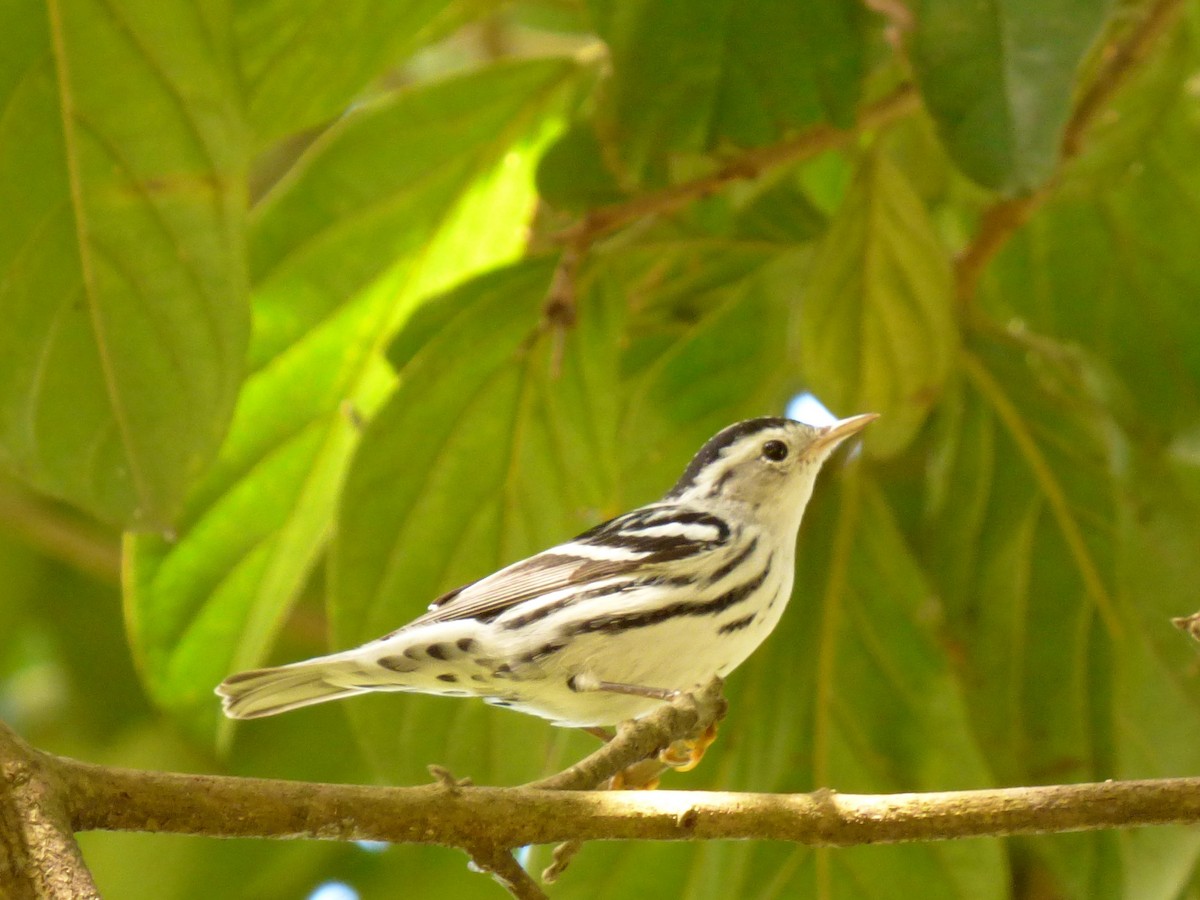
[401,505,732,628]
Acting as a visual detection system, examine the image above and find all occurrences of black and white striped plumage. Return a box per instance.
[218,414,876,727]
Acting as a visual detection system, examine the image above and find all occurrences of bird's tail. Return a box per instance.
[216,653,373,719]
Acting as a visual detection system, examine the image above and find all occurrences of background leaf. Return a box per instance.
[1,3,1198,898]
[331,258,620,781]
[911,0,1116,191]
[0,0,248,528]
[125,59,577,733]
[584,0,866,184]
[233,0,491,145]
[800,151,957,455]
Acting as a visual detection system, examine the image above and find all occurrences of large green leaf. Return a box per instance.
[911,0,1115,192]
[985,78,1200,437]
[330,258,620,781]
[1111,451,1200,898]
[925,334,1147,896]
[800,151,957,456]
[584,0,865,184]
[233,0,488,144]
[125,60,576,732]
[614,244,801,505]
[0,0,248,528]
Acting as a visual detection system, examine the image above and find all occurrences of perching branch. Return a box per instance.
[5,711,1200,900]
[528,678,727,791]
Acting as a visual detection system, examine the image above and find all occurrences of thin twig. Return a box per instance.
[557,84,917,250]
[470,844,547,900]
[955,0,1186,304]
[541,85,920,326]
[1063,0,1185,158]
[541,839,582,884]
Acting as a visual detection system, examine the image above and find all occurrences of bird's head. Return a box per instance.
[667,414,878,525]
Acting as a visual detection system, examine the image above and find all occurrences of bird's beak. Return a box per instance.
[810,412,879,456]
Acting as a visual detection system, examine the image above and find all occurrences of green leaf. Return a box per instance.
[330,258,621,780]
[536,119,626,212]
[800,151,956,456]
[616,245,800,504]
[987,115,1200,438]
[1111,452,1200,898]
[926,334,1136,894]
[746,477,1006,898]
[233,0,493,144]
[911,0,1115,191]
[586,0,865,184]
[125,59,575,731]
[0,0,249,528]
[731,179,828,244]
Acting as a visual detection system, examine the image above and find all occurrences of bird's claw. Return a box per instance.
[658,720,720,772]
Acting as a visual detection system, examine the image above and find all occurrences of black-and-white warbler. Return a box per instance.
[218,414,876,729]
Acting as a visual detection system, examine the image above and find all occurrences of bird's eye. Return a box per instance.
[761,440,788,461]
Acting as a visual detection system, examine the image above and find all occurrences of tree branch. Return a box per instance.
[527,678,727,791]
[955,0,1186,305]
[0,718,1196,856]
[542,84,920,326]
[53,752,1200,847]
[554,84,918,253]
[0,722,99,899]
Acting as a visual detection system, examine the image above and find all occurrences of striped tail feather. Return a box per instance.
[217,655,373,719]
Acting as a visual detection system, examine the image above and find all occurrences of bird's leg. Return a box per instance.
[579,725,614,743]
[568,673,680,701]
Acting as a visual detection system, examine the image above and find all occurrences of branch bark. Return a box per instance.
[53,753,1200,848]
[0,723,99,899]
[3,714,1200,898]
[552,84,919,254]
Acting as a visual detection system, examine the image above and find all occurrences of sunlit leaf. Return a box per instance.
[330,259,620,780]
[125,60,576,732]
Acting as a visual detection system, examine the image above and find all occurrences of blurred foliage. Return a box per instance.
[1,0,1200,898]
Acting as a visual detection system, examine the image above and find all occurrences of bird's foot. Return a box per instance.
[658,720,719,772]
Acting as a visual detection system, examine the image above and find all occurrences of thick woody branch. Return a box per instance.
[55,757,1200,848]
[1,719,1197,856]
[0,723,99,899]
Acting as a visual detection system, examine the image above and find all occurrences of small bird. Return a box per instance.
[218,414,876,732]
